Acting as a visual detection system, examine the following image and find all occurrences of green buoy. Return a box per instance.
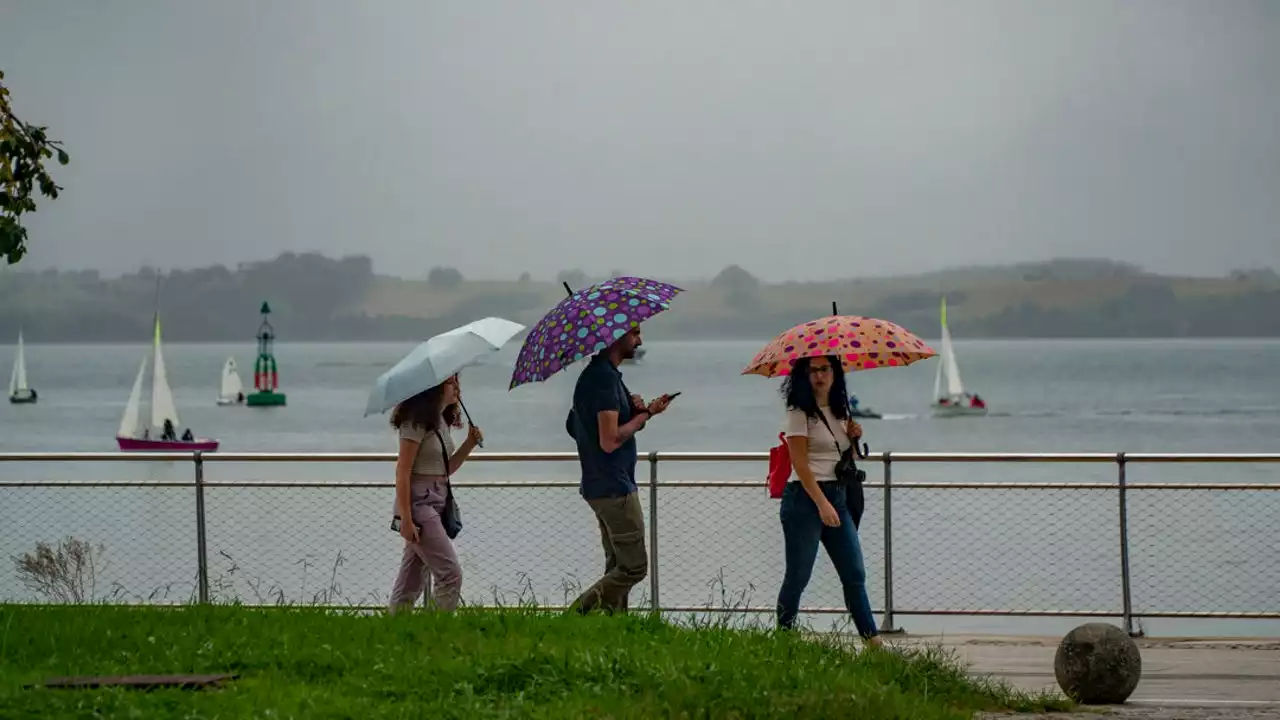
[246,301,287,407]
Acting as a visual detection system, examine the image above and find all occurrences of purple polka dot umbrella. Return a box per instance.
[509,276,685,390]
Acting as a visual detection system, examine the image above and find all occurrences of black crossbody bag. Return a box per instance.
[813,411,868,529]
[434,430,463,539]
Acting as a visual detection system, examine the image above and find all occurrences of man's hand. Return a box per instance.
[647,394,674,416]
[629,393,646,414]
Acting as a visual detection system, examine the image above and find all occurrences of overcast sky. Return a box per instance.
[2,0,1278,281]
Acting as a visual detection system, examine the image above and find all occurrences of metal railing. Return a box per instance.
[2,450,1279,635]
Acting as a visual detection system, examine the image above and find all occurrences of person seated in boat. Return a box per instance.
[849,393,861,412]
[162,419,177,441]
[937,397,950,406]
[970,394,986,409]
[182,428,194,442]
[142,428,151,440]
[236,391,245,404]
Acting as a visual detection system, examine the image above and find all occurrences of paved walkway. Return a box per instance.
[894,635,1280,719]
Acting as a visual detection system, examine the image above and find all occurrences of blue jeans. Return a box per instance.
[776,481,879,638]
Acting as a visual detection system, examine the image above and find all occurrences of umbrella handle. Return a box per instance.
[563,282,574,297]
[458,399,483,449]
[844,396,866,458]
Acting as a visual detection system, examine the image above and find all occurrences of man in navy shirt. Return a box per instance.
[567,326,672,613]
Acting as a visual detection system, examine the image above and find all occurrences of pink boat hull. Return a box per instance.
[116,436,220,452]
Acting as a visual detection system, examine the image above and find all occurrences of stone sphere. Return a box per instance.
[1053,623,1142,704]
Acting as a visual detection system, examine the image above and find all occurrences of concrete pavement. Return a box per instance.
[896,634,1280,718]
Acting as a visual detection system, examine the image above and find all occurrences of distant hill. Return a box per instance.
[1,254,1278,342]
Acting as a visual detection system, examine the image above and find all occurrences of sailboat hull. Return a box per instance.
[931,403,989,418]
[8,391,37,405]
[116,436,219,452]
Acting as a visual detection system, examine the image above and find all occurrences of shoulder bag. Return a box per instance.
[813,410,867,529]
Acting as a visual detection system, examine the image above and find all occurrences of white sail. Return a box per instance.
[13,329,29,392]
[8,334,20,397]
[933,297,967,403]
[119,356,148,438]
[219,357,243,400]
[149,317,181,431]
[940,321,965,398]
[932,344,943,401]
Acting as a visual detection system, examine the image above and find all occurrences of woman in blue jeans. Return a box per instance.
[777,354,884,647]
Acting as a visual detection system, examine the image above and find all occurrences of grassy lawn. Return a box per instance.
[0,605,1070,719]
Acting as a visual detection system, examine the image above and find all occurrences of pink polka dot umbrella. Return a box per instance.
[742,313,936,378]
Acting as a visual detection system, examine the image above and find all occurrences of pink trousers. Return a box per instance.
[388,474,462,612]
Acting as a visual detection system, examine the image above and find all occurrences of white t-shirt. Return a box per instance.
[783,406,850,483]
[398,420,457,476]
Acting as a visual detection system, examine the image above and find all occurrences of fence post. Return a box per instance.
[194,451,210,604]
[879,451,903,634]
[1116,452,1137,636]
[648,451,660,612]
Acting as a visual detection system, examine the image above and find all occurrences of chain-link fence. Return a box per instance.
[2,451,1278,635]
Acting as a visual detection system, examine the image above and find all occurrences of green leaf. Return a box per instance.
[1,72,70,266]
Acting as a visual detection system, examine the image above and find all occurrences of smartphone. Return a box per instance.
[390,516,418,534]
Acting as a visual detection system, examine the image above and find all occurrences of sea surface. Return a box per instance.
[2,338,1278,637]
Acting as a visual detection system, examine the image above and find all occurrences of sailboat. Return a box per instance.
[216,357,245,406]
[931,297,988,418]
[116,312,219,451]
[8,329,37,404]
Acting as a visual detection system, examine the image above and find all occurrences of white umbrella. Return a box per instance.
[364,316,525,417]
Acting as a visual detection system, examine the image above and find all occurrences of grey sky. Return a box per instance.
[2,0,1278,281]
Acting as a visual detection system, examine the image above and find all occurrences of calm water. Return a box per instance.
[2,338,1278,637]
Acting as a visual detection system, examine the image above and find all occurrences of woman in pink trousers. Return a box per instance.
[387,374,483,613]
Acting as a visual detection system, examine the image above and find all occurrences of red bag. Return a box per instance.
[767,432,791,499]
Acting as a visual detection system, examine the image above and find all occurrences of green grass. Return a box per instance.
[0,604,1071,719]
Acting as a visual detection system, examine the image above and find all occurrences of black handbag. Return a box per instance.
[815,411,867,529]
[434,430,463,539]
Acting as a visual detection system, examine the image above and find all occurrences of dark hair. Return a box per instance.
[390,381,462,433]
[781,355,849,421]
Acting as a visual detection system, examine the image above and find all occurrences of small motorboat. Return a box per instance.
[849,405,883,419]
[847,393,882,419]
